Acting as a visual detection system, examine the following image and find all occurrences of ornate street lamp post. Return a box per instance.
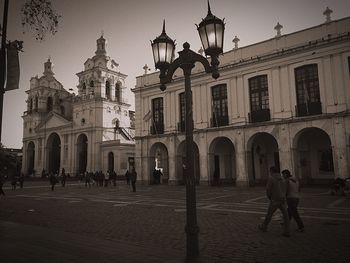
[151,2,225,259]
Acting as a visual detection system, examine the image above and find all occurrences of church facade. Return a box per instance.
[22,36,135,177]
[133,11,350,186]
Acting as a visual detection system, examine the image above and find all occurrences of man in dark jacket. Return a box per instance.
[258,166,290,237]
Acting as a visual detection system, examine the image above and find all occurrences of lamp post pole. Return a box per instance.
[158,42,220,258]
[151,3,224,259]
[0,0,9,143]
[182,45,199,257]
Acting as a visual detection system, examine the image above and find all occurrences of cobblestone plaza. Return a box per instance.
[0,182,349,262]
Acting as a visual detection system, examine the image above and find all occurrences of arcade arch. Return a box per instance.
[208,137,236,185]
[247,132,279,185]
[176,141,200,185]
[149,142,169,184]
[293,127,334,184]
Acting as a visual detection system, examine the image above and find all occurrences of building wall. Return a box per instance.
[133,16,350,185]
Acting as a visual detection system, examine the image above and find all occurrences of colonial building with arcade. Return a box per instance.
[133,10,350,186]
[22,36,135,177]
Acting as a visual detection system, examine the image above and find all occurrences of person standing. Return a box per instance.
[111,170,117,187]
[85,171,91,188]
[19,173,24,189]
[61,168,66,187]
[152,168,158,185]
[258,166,290,237]
[104,170,110,187]
[78,172,83,187]
[11,174,17,190]
[41,169,46,178]
[49,172,58,191]
[282,169,305,232]
[125,170,130,185]
[130,168,137,192]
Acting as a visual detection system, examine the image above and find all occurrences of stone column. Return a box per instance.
[198,134,209,185]
[235,130,249,187]
[332,118,349,178]
[278,125,293,174]
[21,142,27,175]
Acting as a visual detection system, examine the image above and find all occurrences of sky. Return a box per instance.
[2,0,350,148]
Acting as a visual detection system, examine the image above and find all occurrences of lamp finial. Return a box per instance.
[207,0,212,15]
[162,19,166,34]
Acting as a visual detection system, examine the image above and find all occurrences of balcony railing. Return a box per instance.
[249,109,271,123]
[210,115,229,127]
[177,121,185,132]
[295,101,322,117]
[150,123,164,135]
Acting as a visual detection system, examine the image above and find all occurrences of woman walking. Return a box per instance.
[282,169,304,232]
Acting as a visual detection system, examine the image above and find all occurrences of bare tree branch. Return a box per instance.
[21,0,61,41]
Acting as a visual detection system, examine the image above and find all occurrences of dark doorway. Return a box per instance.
[77,134,88,173]
[47,133,61,173]
[209,137,236,185]
[108,152,114,172]
[27,141,35,175]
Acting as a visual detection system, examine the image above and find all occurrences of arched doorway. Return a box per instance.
[247,132,279,186]
[27,141,35,175]
[149,142,169,184]
[209,137,236,185]
[293,127,334,185]
[77,134,88,174]
[176,141,200,185]
[46,133,61,173]
[108,152,114,172]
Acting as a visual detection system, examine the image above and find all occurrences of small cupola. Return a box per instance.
[95,33,107,56]
[43,58,54,76]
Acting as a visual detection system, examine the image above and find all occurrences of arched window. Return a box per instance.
[295,64,321,116]
[115,82,121,102]
[35,97,39,111]
[60,105,65,116]
[105,81,111,99]
[47,97,53,112]
[82,83,86,92]
[29,98,33,112]
[89,80,94,88]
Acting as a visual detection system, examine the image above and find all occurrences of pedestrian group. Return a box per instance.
[258,167,304,237]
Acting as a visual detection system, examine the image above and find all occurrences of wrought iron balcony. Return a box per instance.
[249,109,271,123]
[295,101,322,117]
[150,122,164,135]
[210,115,229,127]
[177,121,185,132]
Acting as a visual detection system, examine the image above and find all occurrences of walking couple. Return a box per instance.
[258,167,304,237]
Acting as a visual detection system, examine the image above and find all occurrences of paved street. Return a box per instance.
[0,181,350,262]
